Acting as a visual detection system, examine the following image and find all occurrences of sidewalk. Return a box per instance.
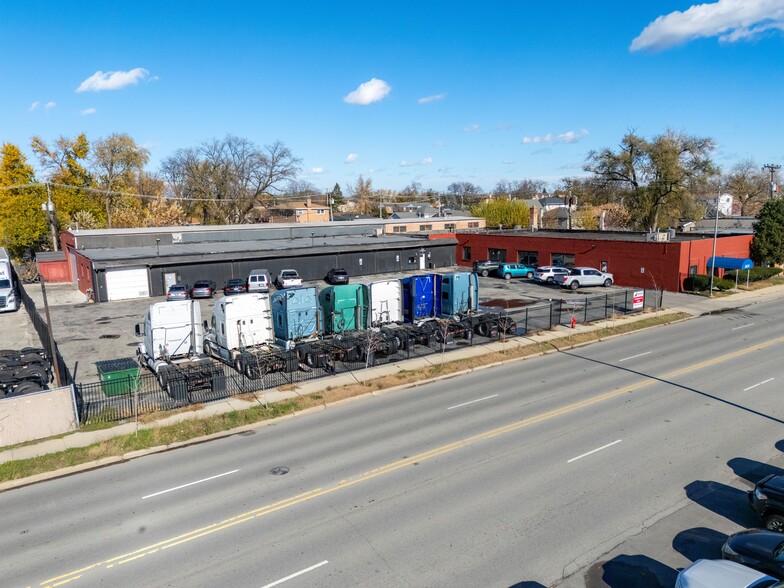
[2,284,782,486]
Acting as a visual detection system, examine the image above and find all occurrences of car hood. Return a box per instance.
[678,559,773,588]
[727,530,784,559]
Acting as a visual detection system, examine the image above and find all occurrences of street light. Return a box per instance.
[709,181,721,297]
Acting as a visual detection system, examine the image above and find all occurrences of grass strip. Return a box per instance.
[0,311,689,483]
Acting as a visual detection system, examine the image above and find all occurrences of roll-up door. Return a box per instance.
[105,268,150,301]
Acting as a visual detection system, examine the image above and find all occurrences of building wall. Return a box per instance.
[38,260,71,283]
[383,218,484,234]
[456,232,753,292]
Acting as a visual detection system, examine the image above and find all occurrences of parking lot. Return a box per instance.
[6,268,629,384]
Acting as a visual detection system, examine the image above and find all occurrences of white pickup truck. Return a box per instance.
[275,269,302,289]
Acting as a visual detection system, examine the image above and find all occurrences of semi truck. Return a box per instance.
[135,300,225,400]
[0,248,18,312]
[203,293,299,379]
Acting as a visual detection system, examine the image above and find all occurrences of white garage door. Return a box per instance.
[105,268,150,301]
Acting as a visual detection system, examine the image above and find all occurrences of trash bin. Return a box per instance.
[95,358,141,397]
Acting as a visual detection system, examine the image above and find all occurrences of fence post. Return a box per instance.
[524,307,529,335]
[584,299,588,323]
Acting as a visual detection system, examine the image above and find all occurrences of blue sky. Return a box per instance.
[2,1,783,193]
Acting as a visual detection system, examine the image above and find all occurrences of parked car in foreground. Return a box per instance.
[275,269,303,289]
[749,475,784,531]
[497,263,536,280]
[223,279,247,295]
[675,559,782,588]
[534,266,570,284]
[166,284,190,301]
[558,267,614,290]
[723,529,784,579]
[190,280,217,299]
[473,260,501,277]
[325,268,350,285]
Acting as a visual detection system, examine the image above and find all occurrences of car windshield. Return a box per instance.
[282,271,297,278]
[170,286,186,292]
[333,269,347,275]
[227,280,242,286]
[194,281,210,288]
[569,269,581,275]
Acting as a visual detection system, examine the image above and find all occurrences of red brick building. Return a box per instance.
[456,230,754,292]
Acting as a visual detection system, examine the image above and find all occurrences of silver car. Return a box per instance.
[166,283,190,301]
[534,266,570,284]
[675,559,783,588]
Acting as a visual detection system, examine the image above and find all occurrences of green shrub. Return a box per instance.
[683,274,735,292]
[724,267,782,282]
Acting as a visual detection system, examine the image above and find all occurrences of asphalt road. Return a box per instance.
[2,300,782,587]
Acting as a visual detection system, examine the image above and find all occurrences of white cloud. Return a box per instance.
[421,157,433,165]
[631,0,784,51]
[345,153,359,163]
[76,67,149,92]
[522,129,589,144]
[418,93,446,104]
[502,159,514,165]
[28,101,39,112]
[81,108,96,115]
[463,124,480,133]
[44,101,56,110]
[399,160,413,167]
[343,77,391,105]
[311,167,324,174]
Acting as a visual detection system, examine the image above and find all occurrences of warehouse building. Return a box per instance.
[54,219,472,302]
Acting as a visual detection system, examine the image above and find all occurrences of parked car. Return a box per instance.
[558,267,614,290]
[223,278,247,295]
[749,475,784,531]
[166,284,190,301]
[676,559,782,588]
[190,280,217,299]
[247,269,271,293]
[534,266,570,284]
[496,263,536,280]
[325,268,350,285]
[473,260,501,277]
[723,529,784,579]
[275,269,303,289]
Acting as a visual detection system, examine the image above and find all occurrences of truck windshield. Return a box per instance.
[0,279,10,288]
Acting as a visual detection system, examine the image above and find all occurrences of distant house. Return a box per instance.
[266,197,330,223]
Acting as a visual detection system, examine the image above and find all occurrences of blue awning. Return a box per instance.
[707,257,754,270]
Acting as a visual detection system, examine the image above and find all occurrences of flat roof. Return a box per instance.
[82,234,457,269]
[457,228,747,242]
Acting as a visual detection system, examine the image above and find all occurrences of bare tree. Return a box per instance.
[726,160,770,216]
[91,133,150,227]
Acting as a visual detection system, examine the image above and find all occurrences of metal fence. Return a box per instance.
[17,280,72,386]
[76,288,661,425]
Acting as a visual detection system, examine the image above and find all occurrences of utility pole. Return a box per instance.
[763,164,781,199]
[709,180,721,298]
[44,183,58,251]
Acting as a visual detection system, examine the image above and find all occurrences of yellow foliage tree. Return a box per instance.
[0,144,50,255]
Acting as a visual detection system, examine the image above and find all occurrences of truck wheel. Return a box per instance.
[203,341,212,357]
[234,356,244,374]
[476,321,490,337]
[569,281,579,290]
[765,514,784,532]
[157,367,169,389]
[603,278,612,287]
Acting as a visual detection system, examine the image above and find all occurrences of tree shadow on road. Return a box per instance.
[582,554,677,588]
[685,480,760,528]
[728,457,784,485]
[672,527,728,562]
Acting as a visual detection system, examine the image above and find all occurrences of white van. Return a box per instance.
[247,269,271,293]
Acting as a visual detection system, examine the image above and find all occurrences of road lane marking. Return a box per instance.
[567,440,622,463]
[39,334,784,588]
[618,351,651,362]
[260,560,329,588]
[744,378,774,392]
[732,323,755,331]
[142,469,239,500]
[447,394,498,410]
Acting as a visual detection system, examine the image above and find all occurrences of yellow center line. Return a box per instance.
[39,335,783,587]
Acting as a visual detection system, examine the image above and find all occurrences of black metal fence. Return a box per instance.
[17,280,72,386]
[76,288,662,425]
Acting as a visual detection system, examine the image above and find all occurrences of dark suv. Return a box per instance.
[748,474,784,531]
[473,260,501,277]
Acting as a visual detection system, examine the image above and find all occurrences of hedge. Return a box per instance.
[683,274,735,292]
[723,267,782,282]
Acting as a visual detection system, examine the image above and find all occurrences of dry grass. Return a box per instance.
[0,311,690,484]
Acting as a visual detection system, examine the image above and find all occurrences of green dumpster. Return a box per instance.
[95,358,141,397]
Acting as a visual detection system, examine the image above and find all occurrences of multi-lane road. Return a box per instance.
[2,300,783,587]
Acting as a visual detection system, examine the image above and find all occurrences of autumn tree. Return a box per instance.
[350,175,378,216]
[91,133,149,227]
[0,144,49,255]
[584,130,717,231]
[470,198,531,228]
[726,160,770,216]
[160,136,300,225]
[446,181,483,209]
[30,133,105,229]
